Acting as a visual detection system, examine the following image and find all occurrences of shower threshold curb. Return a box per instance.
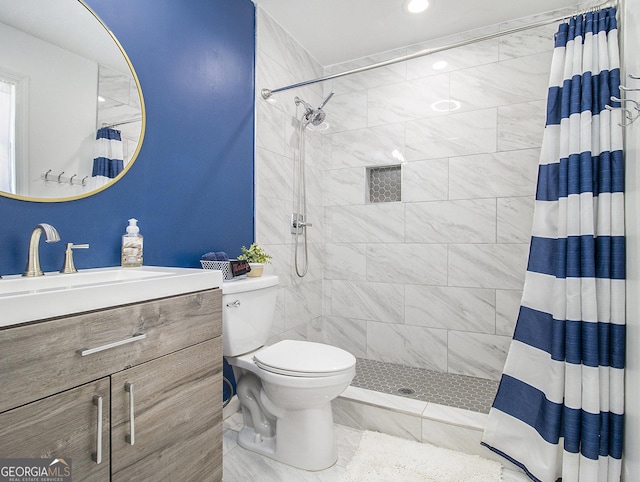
[333,386,527,479]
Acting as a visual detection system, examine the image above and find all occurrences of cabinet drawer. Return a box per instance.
[0,289,221,413]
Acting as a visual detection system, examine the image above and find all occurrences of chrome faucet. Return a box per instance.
[23,223,60,277]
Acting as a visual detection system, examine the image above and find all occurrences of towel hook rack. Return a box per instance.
[609,73,640,127]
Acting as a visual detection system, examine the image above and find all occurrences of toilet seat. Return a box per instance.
[253,340,356,378]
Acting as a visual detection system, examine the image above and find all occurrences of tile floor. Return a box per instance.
[351,358,498,413]
[223,410,528,481]
[222,359,529,481]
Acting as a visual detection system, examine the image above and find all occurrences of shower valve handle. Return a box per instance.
[291,213,312,234]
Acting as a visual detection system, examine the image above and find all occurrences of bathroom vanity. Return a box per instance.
[0,267,223,481]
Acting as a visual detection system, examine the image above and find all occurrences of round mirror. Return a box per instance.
[0,0,145,202]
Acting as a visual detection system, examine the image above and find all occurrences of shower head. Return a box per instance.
[295,92,334,127]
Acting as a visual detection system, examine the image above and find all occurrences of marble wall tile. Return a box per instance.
[366,243,448,285]
[498,23,558,61]
[305,128,332,170]
[406,39,500,79]
[401,159,449,202]
[405,108,497,161]
[331,280,404,323]
[450,52,552,112]
[497,196,535,243]
[305,163,324,207]
[323,90,369,134]
[284,280,323,331]
[497,100,546,151]
[269,287,286,339]
[449,149,540,200]
[323,316,367,358]
[255,196,292,245]
[496,289,523,336]
[255,102,286,155]
[367,74,450,126]
[367,322,448,371]
[324,243,367,280]
[332,123,405,169]
[261,245,293,289]
[328,48,407,93]
[256,7,549,381]
[448,244,528,289]
[405,286,496,333]
[255,147,293,201]
[330,204,404,243]
[447,331,511,380]
[324,167,365,206]
[256,9,321,83]
[405,199,497,244]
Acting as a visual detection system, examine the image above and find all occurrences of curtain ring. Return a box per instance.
[44,169,52,181]
[69,174,77,185]
[57,171,65,183]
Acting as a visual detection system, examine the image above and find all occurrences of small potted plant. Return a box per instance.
[237,243,272,277]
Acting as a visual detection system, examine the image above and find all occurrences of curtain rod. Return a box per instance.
[260,0,616,100]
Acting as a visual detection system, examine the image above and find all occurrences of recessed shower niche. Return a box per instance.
[366,165,402,203]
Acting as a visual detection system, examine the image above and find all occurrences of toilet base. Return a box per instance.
[237,403,338,471]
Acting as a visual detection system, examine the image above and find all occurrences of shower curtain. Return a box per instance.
[482,8,625,482]
[92,127,124,179]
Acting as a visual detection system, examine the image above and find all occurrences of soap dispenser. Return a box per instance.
[122,218,143,267]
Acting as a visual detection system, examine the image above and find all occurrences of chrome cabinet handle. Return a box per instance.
[77,333,146,356]
[125,382,135,445]
[92,396,103,464]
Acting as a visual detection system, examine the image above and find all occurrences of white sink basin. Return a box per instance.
[0,266,223,327]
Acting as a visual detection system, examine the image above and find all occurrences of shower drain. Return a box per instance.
[397,387,415,396]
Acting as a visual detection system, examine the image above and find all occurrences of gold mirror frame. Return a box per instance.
[0,0,145,203]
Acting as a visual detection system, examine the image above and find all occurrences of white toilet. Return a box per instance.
[222,275,356,471]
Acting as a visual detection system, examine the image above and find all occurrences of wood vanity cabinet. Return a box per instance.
[0,289,223,482]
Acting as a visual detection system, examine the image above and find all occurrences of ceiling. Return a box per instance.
[252,0,588,66]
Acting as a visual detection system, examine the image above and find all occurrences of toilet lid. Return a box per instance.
[253,340,356,377]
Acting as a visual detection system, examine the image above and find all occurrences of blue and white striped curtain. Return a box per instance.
[482,8,625,482]
[92,127,124,178]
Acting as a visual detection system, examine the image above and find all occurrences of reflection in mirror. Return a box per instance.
[0,0,144,201]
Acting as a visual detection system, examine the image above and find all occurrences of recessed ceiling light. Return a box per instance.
[403,0,429,14]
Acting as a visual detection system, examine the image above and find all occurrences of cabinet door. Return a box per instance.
[111,338,222,481]
[0,378,110,481]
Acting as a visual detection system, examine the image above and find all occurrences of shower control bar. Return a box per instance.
[291,213,312,235]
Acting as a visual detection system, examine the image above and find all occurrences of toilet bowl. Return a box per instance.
[222,276,356,471]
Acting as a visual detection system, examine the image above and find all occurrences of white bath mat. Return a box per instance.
[343,431,502,482]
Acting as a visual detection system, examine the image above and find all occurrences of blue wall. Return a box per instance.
[0,0,255,275]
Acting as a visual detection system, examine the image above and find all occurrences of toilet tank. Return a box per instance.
[221,275,278,356]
